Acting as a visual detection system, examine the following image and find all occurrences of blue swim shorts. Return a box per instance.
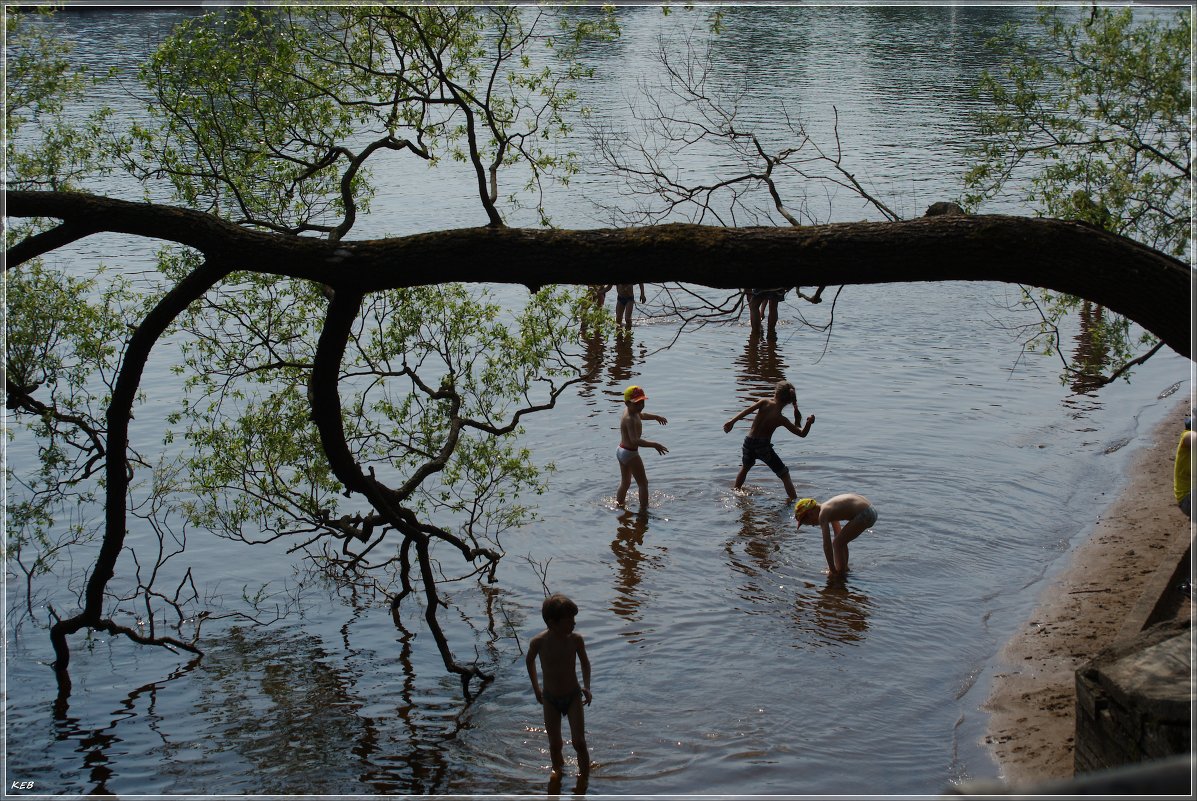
[741,436,788,477]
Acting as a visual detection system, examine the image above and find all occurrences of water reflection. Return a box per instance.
[189,625,469,794]
[547,768,590,795]
[51,656,203,795]
[733,333,790,404]
[367,619,439,794]
[1068,301,1113,395]
[578,333,606,402]
[195,627,376,793]
[576,330,649,411]
[14,5,1188,795]
[609,510,664,640]
[607,331,646,392]
[726,495,789,577]
[792,578,873,647]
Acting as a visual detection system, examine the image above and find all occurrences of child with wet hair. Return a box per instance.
[724,379,815,498]
[526,593,592,777]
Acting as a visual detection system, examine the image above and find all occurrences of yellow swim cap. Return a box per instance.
[793,498,817,522]
[623,385,647,403]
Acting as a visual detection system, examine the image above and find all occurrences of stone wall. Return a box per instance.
[1074,617,1192,774]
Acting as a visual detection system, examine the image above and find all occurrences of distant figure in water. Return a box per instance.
[794,493,878,577]
[1175,414,1193,519]
[749,287,788,340]
[526,593,593,777]
[616,385,668,509]
[723,380,814,498]
[580,284,612,335]
[614,283,646,329]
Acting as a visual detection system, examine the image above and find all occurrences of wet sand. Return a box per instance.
[983,402,1192,783]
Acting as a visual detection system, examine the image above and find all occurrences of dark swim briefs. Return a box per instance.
[545,688,581,717]
[751,288,787,302]
[741,435,789,477]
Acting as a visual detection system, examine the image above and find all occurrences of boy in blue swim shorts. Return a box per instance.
[723,380,814,498]
[614,283,646,329]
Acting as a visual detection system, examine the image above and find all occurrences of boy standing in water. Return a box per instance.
[749,287,788,339]
[794,493,878,577]
[723,380,815,498]
[616,385,668,509]
[526,593,593,777]
[614,283,646,329]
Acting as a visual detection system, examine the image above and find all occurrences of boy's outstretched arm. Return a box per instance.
[642,412,668,426]
[638,438,668,455]
[723,400,763,433]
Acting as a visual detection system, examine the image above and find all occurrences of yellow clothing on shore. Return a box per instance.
[1173,431,1193,504]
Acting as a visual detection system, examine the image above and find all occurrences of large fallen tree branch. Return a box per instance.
[8,190,1190,359]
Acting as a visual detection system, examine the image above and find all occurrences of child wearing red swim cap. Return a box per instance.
[616,385,668,510]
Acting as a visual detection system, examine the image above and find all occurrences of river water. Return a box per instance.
[4,5,1192,797]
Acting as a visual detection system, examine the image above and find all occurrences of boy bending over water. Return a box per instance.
[794,493,878,577]
[723,380,814,498]
[526,593,593,777]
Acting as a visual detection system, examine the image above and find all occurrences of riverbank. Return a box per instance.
[983,399,1192,784]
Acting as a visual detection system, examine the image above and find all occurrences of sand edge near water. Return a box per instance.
[982,399,1192,784]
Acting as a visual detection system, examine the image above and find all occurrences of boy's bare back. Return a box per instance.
[820,493,872,523]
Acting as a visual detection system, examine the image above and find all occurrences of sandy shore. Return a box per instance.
[982,400,1192,784]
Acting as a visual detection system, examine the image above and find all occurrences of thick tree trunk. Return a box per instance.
[7,190,1190,359]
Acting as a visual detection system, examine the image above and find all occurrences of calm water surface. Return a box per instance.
[5,6,1192,797]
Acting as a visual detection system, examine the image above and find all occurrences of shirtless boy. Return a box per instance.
[723,380,814,498]
[614,283,646,329]
[749,287,787,339]
[526,593,593,776]
[794,493,878,576]
[616,385,668,509]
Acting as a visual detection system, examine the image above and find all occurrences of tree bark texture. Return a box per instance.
[7,190,1190,360]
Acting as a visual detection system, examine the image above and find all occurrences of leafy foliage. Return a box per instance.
[132,6,617,232]
[5,5,615,694]
[4,6,119,190]
[964,6,1191,379]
